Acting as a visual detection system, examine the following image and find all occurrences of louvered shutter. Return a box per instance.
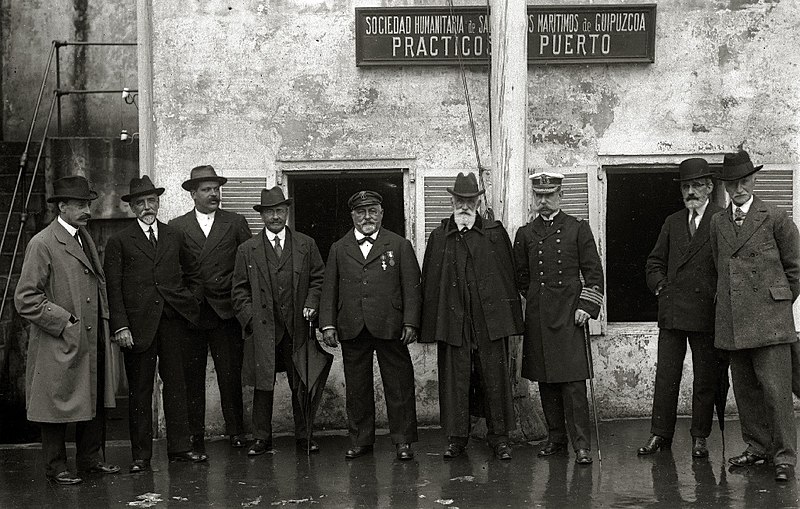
[756,168,793,218]
[561,173,590,220]
[219,177,268,235]
[423,176,454,242]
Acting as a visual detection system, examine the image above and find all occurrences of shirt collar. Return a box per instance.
[689,199,709,220]
[137,219,158,236]
[540,210,560,221]
[354,229,379,241]
[265,227,286,242]
[57,216,79,237]
[733,196,754,215]
[195,208,216,222]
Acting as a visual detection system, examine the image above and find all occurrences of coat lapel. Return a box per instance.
[716,204,740,251]
[200,212,231,261]
[730,197,768,253]
[364,229,389,266]
[183,212,208,252]
[251,230,272,283]
[129,222,156,262]
[344,230,366,265]
[289,229,306,291]
[53,221,95,274]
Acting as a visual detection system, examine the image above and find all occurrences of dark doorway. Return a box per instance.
[289,171,405,261]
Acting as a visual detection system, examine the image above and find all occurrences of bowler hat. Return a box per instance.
[121,175,165,202]
[446,172,485,198]
[529,172,564,194]
[717,150,763,182]
[348,190,382,210]
[47,175,98,203]
[674,158,714,182]
[253,186,292,212]
[181,165,228,191]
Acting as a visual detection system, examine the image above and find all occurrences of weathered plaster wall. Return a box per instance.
[1,0,138,140]
[150,0,799,435]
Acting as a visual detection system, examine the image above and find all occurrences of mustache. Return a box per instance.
[78,214,91,220]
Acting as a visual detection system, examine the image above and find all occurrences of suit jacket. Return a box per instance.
[169,208,251,325]
[319,227,422,341]
[710,196,800,350]
[645,202,723,332]
[104,220,202,352]
[231,228,324,390]
[14,219,111,422]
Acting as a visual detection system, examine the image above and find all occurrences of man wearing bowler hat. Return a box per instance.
[170,165,251,452]
[319,190,421,461]
[710,150,800,482]
[231,187,326,456]
[513,171,604,465]
[638,158,727,459]
[104,176,207,472]
[420,172,524,460]
[15,175,120,484]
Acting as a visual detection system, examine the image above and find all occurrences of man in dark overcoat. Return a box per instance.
[420,172,523,460]
[710,150,800,482]
[320,190,421,461]
[231,187,325,456]
[104,176,207,472]
[638,158,726,459]
[170,165,252,452]
[513,172,604,465]
[14,176,120,484]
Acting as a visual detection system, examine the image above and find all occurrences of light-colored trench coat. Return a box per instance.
[14,219,116,423]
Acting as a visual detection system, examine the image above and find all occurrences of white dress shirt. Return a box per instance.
[732,196,754,220]
[138,219,158,240]
[267,227,286,250]
[354,229,379,258]
[688,199,709,230]
[57,216,79,243]
[195,209,216,237]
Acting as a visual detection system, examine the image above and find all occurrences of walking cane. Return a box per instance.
[584,323,602,463]
[305,320,313,456]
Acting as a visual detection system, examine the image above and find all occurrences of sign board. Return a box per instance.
[355,4,656,66]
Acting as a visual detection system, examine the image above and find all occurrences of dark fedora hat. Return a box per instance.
[674,157,714,182]
[181,165,228,191]
[47,175,98,203]
[121,175,165,203]
[348,190,382,210]
[447,172,485,198]
[717,150,763,182]
[253,186,292,212]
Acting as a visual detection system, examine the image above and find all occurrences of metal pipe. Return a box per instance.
[56,44,62,136]
[0,91,58,329]
[56,89,138,96]
[58,41,137,46]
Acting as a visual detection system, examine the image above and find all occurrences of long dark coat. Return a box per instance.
[513,213,604,383]
[231,228,324,390]
[645,203,723,332]
[419,215,524,345]
[710,196,800,350]
[14,220,112,422]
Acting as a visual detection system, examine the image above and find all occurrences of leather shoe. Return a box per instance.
[79,462,120,474]
[692,437,709,458]
[443,442,466,459]
[494,443,512,460]
[775,464,795,482]
[576,449,593,465]
[728,451,767,467]
[248,439,272,456]
[190,435,206,454]
[129,460,150,473]
[637,435,672,456]
[230,434,246,448]
[345,445,373,460]
[296,438,320,453]
[538,442,568,457]
[168,451,208,463]
[47,471,82,485]
[396,443,414,461]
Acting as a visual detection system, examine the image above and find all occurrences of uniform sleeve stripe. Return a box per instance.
[580,287,604,306]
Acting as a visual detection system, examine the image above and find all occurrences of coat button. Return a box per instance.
[557,260,562,264]
[558,281,562,285]
[155,300,159,304]
[262,304,267,308]
[556,229,561,233]
[538,260,543,265]
[540,282,545,286]
[262,319,267,324]
[557,250,561,254]
[84,269,89,274]
[363,280,368,285]
[86,325,92,331]
[558,270,562,275]
[539,272,544,276]
[86,297,91,302]
[452,282,457,287]
[538,251,543,255]
[556,239,561,243]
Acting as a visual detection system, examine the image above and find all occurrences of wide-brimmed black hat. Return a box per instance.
[348,190,382,210]
[717,150,763,182]
[674,158,714,182]
[253,186,293,212]
[447,172,485,198]
[182,165,228,191]
[47,175,98,203]
[121,175,165,202]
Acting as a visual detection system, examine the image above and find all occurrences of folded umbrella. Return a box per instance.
[292,321,333,455]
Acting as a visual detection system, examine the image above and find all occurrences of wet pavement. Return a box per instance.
[1,418,799,508]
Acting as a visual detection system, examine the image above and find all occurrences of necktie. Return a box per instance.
[74,231,82,248]
[734,207,745,228]
[460,227,469,235]
[75,231,91,263]
[358,236,374,245]
[273,236,282,258]
[689,210,698,237]
[148,226,157,249]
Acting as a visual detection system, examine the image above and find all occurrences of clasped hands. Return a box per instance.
[322,325,418,348]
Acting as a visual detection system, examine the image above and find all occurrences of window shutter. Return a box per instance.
[423,176,453,242]
[757,168,793,218]
[561,173,590,220]
[219,177,268,236]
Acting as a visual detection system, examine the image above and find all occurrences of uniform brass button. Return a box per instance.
[452,282,457,286]
[538,251,543,255]
[86,297,91,302]
[539,272,544,276]
[84,269,89,274]
[558,281,562,285]
[557,250,561,254]
[538,261,543,265]
[556,239,561,243]
[558,270,562,275]
[557,260,562,264]
[363,280,368,285]
[86,325,92,331]
[540,282,545,286]
[556,229,561,233]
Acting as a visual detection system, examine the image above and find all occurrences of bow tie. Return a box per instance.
[358,236,374,245]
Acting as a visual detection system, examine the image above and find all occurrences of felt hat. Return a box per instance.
[121,175,165,202]
[674,158,714,182]
[253,186,292,212]
[446,172,485,198]
[181,165,228,191]
[717,150,763,181]
[47,175,98,203]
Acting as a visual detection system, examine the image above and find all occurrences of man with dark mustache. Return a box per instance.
[15,175,120,484]
[638,158,726,459]
[420,172,524,460]
[104,176,207,472]
[319,190,421,461]
[170,165,252,453]
[711,150,800,482]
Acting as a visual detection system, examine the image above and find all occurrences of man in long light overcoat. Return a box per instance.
[15,175,120,484]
